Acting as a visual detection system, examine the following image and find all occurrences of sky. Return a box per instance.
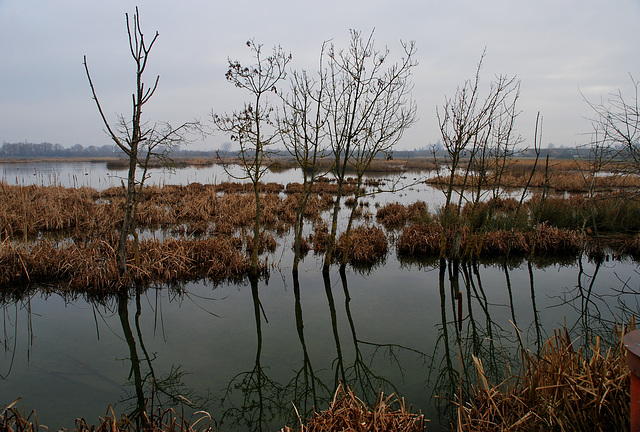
[1,0,639,151]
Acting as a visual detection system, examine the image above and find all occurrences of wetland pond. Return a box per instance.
[1,161,638,431]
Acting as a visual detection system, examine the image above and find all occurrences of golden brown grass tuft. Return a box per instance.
[376,201,430,229]
[396,223,443,256]
[281,383,424,432]
[334,225,388,266]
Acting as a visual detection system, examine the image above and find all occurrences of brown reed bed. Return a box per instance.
[281,383,425,432]
[458,324,631,431]
[284,180,357,196]
[0,183,109,239]
[396,222,582,259]
[426,162,640,193]
[0,236,252,291]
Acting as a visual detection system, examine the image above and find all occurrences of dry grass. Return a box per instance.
[427,158,640,193]
[459,324,631,431]
[0,236,252,291]
[334,225,388,266]
[376,201,431,229]
[281,383,424,432]
[396,223,582,258]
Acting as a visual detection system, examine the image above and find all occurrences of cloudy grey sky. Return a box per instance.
[1,0,639,151]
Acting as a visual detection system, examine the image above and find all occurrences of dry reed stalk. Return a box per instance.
[459,324,631,432]
[281,383,424,432]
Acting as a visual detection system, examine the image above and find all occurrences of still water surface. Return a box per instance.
[0,162,637,430]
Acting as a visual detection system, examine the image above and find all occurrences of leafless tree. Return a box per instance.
[84,8,195,275]
[585,75,640,173]
[578,76,640,251]
[213,40,291,278]
[322,30,417,272]
[435,52,520,260]
[278,57,330,274]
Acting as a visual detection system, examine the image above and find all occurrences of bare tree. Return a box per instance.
[84,7,195,275]
[585,75,640,173]
[214,40,291,278]
[435,52,520,261]
[322,30,417,272]
[278,59,330,274]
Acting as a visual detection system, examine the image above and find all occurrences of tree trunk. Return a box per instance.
[118,155,137,274]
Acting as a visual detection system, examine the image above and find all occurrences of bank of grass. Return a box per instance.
[427,158,640,193]
[383,195,640,260]
[0,237,253,290]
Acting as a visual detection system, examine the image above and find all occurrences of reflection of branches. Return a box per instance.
[281,271,330,420]
[339,267,397,401]
[427,260,458,418]
[220,276,283,432]
[429,259,523,424]
[552,255,611,345]
[0,296,35,379]
[116,287,211,426]
[527,261,544,354]
[322,270,346,386]
[321,269,426,410]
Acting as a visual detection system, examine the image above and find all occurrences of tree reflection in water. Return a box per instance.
[220,276,284,432]
[428,257,546,423]
[1,253,639,431]
[220,268,428,431]
[281,271,329,415]
[115,286,213,426]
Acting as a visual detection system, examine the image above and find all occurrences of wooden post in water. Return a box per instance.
[623,330,640,432]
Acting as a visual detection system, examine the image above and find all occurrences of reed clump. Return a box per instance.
[310,223,329,253]
[458,325,631,431]
[281,383,425,432]
[334,225,388,266]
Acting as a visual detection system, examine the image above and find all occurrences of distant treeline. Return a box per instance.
[0,141,586,160]
[0,142,117,158]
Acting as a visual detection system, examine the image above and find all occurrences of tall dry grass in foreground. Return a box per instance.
[281,383,425,432]
[458,325,631,432]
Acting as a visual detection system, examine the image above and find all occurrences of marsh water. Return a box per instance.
[1,161,638,431]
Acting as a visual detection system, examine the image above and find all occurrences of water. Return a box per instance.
[0,161,637,431]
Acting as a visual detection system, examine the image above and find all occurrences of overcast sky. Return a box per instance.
[1,0,639,151]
